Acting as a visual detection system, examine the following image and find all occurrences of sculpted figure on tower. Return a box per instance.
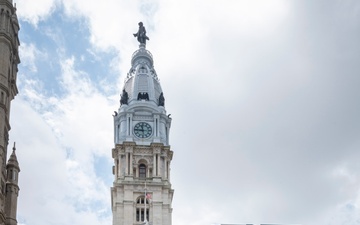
[133,22,150,44]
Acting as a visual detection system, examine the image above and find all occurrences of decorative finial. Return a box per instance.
[133,22,150,45]
[13,142,16,151]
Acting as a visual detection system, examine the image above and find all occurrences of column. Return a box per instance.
[156,154,160,177]
[130,153,133,176]
[153,154,157,177]
[125,153,129,175]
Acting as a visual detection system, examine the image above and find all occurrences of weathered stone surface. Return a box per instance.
[111,45,174,225]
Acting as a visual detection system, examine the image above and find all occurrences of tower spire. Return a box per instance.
[111,25,174,225]
[5,141,20,225]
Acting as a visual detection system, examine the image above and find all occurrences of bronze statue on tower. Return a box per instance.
[133,22,150,44]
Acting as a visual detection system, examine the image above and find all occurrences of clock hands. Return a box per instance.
[141,124,144,132]
[134,122,152,138]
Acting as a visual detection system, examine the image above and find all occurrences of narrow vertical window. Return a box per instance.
[128,117,131,135]
[5,11,9,33]
[139,164,146,178]
[165,127,168,144]
[128,153,131,175]
[116,159,119,177]
[136,209,140,221]
[117,124,120,142]
[156,155,159,176]
[155,119,158,136]
[12,170,16,181]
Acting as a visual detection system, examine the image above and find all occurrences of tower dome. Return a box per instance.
[121,44,161,107]
[114,44,171,146]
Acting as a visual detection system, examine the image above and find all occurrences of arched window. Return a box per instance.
[136,196,149,222]
[139,164,146,178]
[139,66,148,73]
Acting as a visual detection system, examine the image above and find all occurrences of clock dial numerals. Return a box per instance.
[133,122,152,138]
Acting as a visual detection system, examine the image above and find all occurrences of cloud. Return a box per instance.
[9,0,360,225]
[11,52,114,225]
[18,43,43,73]
[14,0,58,26]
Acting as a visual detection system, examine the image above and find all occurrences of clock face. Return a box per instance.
[133,122,153,138]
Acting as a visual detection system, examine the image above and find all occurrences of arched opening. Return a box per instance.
[136,196,150,222]
[139,164,146,178]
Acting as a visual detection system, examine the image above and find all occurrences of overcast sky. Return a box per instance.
[8,0,360,225]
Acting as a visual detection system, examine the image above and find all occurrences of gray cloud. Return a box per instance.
[9,0,360,225]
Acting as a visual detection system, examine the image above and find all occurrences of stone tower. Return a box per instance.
[0,0,20,224]
[5,144,19,225]
[111,40,174,224]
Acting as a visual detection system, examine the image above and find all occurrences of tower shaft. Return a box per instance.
[5,144,19,225]
[111,41,174,225]
[0,0,20,224]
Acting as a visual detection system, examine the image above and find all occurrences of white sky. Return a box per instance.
[8,0,360,225]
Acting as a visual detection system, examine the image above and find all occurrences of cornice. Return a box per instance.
[150,142,164,148]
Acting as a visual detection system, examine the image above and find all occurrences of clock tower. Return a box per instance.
[111,25,174,225]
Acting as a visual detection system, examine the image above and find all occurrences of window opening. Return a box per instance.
[136,196,150,222]
[139,164,146,178]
